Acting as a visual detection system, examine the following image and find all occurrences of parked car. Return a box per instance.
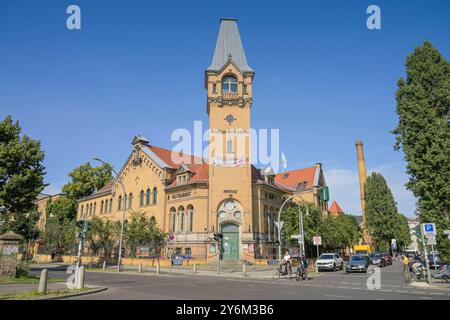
[346,255,370,273]
[317,253,343,272]
[369,253,386,266]
[428,254,442,269]
[381,253,392,265]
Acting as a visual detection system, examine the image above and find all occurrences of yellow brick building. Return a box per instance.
[77,18,330,262]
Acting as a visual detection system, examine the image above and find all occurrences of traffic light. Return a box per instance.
[213,233,223,242]
[76,220,84,229]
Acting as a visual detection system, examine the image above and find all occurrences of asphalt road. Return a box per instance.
[30,262,450,300]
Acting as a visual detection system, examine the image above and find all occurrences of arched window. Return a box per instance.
[153,187,158,205]
[124,194,127,210]
[128,193,133,209]
[178,206,185,232]
[222,76,238,93]
[100,201,104,214]
[146,188,151,205]
[89,203,93,216]
[118,195,122,210]
[170,207,176,232]
[264,206,270,241]
[93,202,96,215]
[140,190,144,207]
[80,205,84,217]
[187,205,194,232]
[110,199,113,212]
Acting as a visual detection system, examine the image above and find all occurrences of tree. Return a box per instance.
[62,162,113,201]
[43,217,76,257]
[321,214,361,251]
[45,197,78,223]
[394,213,412,251]
[364,172,401,251]
[84,216,119,258]
[0,116,46,244]
[123,211,166,257]
[392,41,450,260]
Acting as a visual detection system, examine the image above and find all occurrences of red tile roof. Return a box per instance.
[329,200,344,215]
[167,162,209,188]
[147,145,203,169]
[274,166,316,191]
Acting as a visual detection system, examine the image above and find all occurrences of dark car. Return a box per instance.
[346,255,370,273]
[428,254,442,269]
[369,253,385,266]
[381,253,392,266]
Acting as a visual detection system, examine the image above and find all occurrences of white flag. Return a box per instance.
[281,152,287,170]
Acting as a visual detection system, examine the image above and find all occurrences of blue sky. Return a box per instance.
[0,0,449,216]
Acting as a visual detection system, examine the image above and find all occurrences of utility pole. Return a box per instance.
[420,227,432,284]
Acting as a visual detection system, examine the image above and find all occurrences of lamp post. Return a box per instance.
[93,157,126,272]
[276,188,325,260]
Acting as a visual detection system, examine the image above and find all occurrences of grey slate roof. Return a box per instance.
[207,18,253,73]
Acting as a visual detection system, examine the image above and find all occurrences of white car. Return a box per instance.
[317,253,343,271]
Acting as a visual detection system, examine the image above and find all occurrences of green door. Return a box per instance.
[221,224,239,260]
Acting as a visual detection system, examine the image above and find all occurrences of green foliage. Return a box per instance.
[282,202,361,254]
[364,172,409,252]
[123,211,166,257]
[392,41,450,260]
[84,216,119,258]
[395,213,412,250]
[0,116,46,241]
[15,261,30,278]
[43,217,76,256]
[45,197,78,224]
[62,162,113,201]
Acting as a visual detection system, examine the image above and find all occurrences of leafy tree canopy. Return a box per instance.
[392,41,450,259]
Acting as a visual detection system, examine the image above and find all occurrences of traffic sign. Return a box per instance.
[426,235,437,245]
[422,223,436,235]
[274,221,284,231]
[313,236,322,246]
[291,234,301,239]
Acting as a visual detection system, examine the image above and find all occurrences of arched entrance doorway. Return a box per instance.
[221,223,239,260]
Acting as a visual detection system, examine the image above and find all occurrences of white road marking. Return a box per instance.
[324,294,351,299]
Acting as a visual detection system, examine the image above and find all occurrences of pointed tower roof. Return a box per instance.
[329,201,344,215]
[207,18,253,73]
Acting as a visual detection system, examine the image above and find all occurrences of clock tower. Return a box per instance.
[205,18,255,260]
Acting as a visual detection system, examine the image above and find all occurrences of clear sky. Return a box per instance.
[1,0,449,217]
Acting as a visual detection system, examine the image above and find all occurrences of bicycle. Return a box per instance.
[272,262,293,280]
[294,260,308,281]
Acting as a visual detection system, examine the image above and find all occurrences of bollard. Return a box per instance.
[193,263,197,274]
[76,266,85,289]
[243,263,247,277]
[156,260,160,274]
[38,269,48,295]
[102,261,106,271]
[138,262,143,273]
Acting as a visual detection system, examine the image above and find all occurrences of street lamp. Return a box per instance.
[93,157,126,272]
[276,188,325,260]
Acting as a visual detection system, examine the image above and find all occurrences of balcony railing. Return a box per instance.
[222,92,239,100]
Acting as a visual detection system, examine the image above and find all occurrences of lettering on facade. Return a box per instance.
[223,190,237,194]
[171,192,192,200]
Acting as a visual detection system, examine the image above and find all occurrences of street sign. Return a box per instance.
[426,235,437,245]
[422,223,437,235]
[444,230,450,235]
[313,236,322,246]
[274,221,284,231]
[291,234,301,239]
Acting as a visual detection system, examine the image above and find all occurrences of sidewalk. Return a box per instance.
[409,280,450,291]
[0,282,67,295]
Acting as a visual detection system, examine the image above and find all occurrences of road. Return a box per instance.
[30,262,450,300]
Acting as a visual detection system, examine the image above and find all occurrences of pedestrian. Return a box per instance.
[51,250,56,262]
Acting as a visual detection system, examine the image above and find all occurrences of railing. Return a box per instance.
[222,92,239,100]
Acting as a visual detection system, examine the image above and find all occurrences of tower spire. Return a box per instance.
[207,18,253,73]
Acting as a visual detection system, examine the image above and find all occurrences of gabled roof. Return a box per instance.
[167,162,209,188]
[274,166,317,191]
[329,200,344,215]
[207,18,253,73]
[144,145,203,169]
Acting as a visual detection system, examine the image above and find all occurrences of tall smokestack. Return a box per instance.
[355,140,367,225]
[355,140,371,246]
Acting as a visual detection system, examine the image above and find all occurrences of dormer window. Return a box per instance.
[222,76,238,93]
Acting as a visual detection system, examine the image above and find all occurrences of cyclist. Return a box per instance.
[280,250,291,274]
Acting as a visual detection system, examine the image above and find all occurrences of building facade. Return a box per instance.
[77,18,331,262]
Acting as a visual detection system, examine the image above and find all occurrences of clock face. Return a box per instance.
[234,211,242,219]
[224,200,236,212]
[218,211,226,218]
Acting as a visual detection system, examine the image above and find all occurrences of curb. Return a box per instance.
[409,281,450,291]
[36,286,107,300]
